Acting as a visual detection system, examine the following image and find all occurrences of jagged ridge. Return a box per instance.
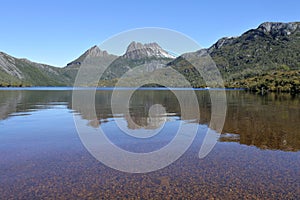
[123,41,175,59]
[0,22,299,92]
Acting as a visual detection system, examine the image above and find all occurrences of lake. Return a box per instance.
[0,88,299,199]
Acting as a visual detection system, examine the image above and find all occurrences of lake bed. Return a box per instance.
[0,88,299,199]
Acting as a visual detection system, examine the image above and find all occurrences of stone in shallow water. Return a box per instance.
[219,133,240,142]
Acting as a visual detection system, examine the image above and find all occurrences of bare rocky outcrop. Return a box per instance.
[258,22,299,36]
[123,41,175,60]
[66,45,115,67]
[1,21,299,87]
[0,52,23,79]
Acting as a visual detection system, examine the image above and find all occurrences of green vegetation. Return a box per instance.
[0,53,71,87]
[101,57,172,80]
[167,22,300,93]
[167,57,206,88]
[226,70,300,94]
[210,23,300,93]
[0,22,299,94]
[0,69,24,87]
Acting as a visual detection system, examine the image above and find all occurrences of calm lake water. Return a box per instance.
[0,88,299,199]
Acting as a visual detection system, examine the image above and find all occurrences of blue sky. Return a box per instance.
[0,0,299,67]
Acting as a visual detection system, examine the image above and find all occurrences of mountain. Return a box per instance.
[62,45,118,83]
[62,42,175,84]
[0,21,299,92]
[100,41,175,81]
[168,22,300,92]
[0,52,69,86]
[209,22,300,78]
[210,22,300,93]
[123,41,175,59]
[66,45,113,67]
[0,42,175,87]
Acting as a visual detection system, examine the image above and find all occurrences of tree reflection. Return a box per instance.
[0,89,299,151]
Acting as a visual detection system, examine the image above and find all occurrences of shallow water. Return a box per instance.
[0,88,299,199]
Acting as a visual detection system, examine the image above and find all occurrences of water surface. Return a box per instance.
[0,88,299,199]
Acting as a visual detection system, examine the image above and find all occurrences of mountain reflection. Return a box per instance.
[0,90,72,120]
[0,89,299,152]
[222,91,300,151]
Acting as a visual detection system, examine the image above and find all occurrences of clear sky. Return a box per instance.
[0,0,299,67]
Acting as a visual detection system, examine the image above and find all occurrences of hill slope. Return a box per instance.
[101,41,175,80]
[209,22,300,80]
[62,45,118,84]
[0,21,299,92]
[62,42,175,86]
[0,52,69,86]
[168,22,300,92]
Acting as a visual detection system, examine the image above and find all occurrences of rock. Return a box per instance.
[258,22,299,37]
[123,41,175,59]
[85,45,109,58]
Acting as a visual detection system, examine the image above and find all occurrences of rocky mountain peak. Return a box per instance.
[209,22,300,52]
[126,41,144,52]
[66,45,114,67]
[123,41,175,59]
[85,45,109,57]
[257,22,299,36]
